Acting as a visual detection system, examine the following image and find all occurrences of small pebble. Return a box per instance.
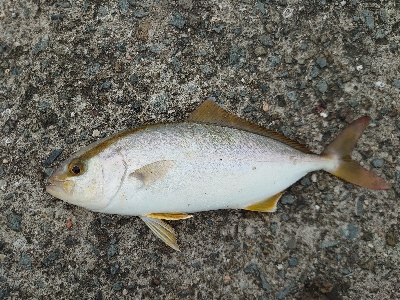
[259,273,271,292]
[324,194,334,201]
[286,238,296,249]
[348,99,358,107]
[286,91,297,101]
[169,12,185,29]
[92,130,100,137]
[7,214,22,231]
[386,232,397,246]
[316,57,327,68]
[33,37,49,54]
[51,14,64,20]
[319,240,340,249]
[119,0,129,10]
[275,279,294,300]
[259,34,274,47]
[288,257,298,266]
[389,43,398,52]
[300,177,311,186]
[113,282,123,291]
[99,80,111,91]
[134,10,148,18]
[44,168,53,177]
[310,66,319,78]
[108,244,118,259]
[316,80,328,93]
[130,74,138,85]
[229,45,245,67]
[212,24,224,33]
[150,92,168,113]
[311,174,317,182]
[42,249,60,267]
[110,263,120,275]
[200,65,212,75]
[270,222,277,235]
[375,29,385,40]
[262,102,269,112]
[19,254,32,270]
[340,223,358,240]
[342,268,351,275]
[363,11,374,30]
[371,158,384,168]
[392,79,400,89]
[268,55,280,67]
[254,46,267,56]
[257,1,266,15]
[281,194,294,205]
[356,195,365,216]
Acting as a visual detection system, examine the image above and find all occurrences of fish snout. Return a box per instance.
[46,175,75,198]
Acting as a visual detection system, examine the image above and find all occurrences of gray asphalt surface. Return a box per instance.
[0,1,399,299]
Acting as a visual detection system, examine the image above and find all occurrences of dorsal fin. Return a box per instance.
[188,100,313,154]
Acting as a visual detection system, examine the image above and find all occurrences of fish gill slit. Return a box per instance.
[109,150,129,203]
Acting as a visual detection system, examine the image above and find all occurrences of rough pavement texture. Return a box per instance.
[1,0,399,299]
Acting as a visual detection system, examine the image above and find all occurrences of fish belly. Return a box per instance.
[98,123,331,215]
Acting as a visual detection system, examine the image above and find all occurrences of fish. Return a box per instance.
[46,100,391,250]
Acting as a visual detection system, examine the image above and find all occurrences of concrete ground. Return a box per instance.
[0,0,399,299]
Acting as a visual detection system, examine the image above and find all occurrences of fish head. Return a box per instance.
[46,150,126,211]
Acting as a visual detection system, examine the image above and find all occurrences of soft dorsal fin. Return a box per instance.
[188,100,312,154]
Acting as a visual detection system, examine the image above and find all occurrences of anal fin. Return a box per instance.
[144,213,193,220]
[244,192,284,212]
[140,216,180,251]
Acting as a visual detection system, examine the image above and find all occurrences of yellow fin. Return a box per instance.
[140,216,180,251]
[144,213,193,220]
[188,100,312,154]
[131,160,175,186]
[244,192,284,212]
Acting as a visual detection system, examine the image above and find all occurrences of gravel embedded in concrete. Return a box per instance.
[0,1,398,299]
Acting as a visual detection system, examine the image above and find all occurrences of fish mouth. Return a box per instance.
[46,177,75,198]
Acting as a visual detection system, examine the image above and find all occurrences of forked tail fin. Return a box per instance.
[322,116,391,190]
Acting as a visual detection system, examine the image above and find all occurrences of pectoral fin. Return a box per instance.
[144,213,193,220]
[131,160,175,186]
[140,216,180,251]
[244,192,284,212]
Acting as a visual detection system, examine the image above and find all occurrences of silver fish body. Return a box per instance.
[95,122,334,215]
[46,100,390,250]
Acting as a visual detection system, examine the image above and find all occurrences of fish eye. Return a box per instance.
[71,165,81,174]
[68,160,85,176]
